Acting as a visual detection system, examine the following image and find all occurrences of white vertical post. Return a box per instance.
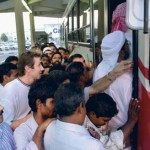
[30,13,36,46]
[14,0,26,55]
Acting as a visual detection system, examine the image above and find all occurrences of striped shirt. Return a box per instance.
[0,122,15,150]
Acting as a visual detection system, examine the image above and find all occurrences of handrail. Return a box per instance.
[144,0,149,34]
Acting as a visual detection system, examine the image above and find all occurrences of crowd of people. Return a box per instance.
[0,2,140,150]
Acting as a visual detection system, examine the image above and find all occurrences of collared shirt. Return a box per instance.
[0,122,15,150]
[1,78,30,125]
[44,120,104,150]
[13,115,38,150]
[84,116,124,150]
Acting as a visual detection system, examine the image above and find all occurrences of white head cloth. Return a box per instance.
[93,31,125,82]
[43,47,52,53]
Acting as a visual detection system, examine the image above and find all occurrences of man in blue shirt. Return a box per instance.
[0,104,15,150]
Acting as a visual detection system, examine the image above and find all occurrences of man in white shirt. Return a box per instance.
[14,75,57,150]
[0,63,18,96]
[85,93,139,149]
[93,31,132,129]
[0,104,15,150]
[44,83,104,150]
[1,51,44,130]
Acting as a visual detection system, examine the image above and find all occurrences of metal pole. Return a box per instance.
[144,0,149,34]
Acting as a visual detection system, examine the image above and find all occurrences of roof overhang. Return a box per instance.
[0,0,69,18]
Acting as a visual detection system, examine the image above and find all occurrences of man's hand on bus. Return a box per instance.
[121,98,140,146]
[128,98,140,123]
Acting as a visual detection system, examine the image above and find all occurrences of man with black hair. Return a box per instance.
[14,75,57,150]
[48,70,70,86]
[44,82,104,150]
[5,55,18,65]
[58,47,66,59]
[41,54,50,74]
[0,63,18,96]
[66,61,132,102]
[51,52,62,66]
[41,54,50,68]
[85,93,139,149]
[66,62,84,86]
[49,64,66,72]
[69,53,93,86]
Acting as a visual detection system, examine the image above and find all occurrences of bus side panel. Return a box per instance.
[138,81,150,150]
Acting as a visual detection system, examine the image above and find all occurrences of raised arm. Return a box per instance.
[32,118,55,150]
[89,60,132,95]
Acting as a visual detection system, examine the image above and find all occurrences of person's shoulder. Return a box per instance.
[0,122,12,133]
[44,120,56,142]
[14,116,33,134]
[45,120,56,131]
[4,79,18,89]
[0,122,10,128]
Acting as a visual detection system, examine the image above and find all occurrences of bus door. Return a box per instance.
[126,0,150,149]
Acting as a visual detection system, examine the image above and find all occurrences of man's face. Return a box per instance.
[0,105,4,123]
[51,54,62,65]
[44,50,53,60]
[49,46,57,53]
[73,57,87,68]
[58,49,65,58]
[30,57,44,80]
[89,113,111,127]
[41,98,55,118]
[41,56,50,68]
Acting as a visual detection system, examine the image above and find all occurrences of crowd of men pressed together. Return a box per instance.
[0,2,140,150]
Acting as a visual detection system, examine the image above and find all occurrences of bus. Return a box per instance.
[60,0,150,149]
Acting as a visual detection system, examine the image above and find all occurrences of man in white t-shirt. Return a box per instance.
[14,75,57,150]
[1,51,44,130]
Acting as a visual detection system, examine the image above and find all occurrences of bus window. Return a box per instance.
[79,0,90,28]
[73,31,78,42]
[60,24,64,41]
[69,11,72,33]
[79,25,90,43]
[73,3,77,31]
[93,1,99,43]
[68,33,73,41]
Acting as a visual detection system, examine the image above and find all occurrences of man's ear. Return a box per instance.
[118,50,125,61]
[3,75,9,83]
[36,99,42,109]
[25,65,31,73]
[89,111,96,118]
[76,102,84,114]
